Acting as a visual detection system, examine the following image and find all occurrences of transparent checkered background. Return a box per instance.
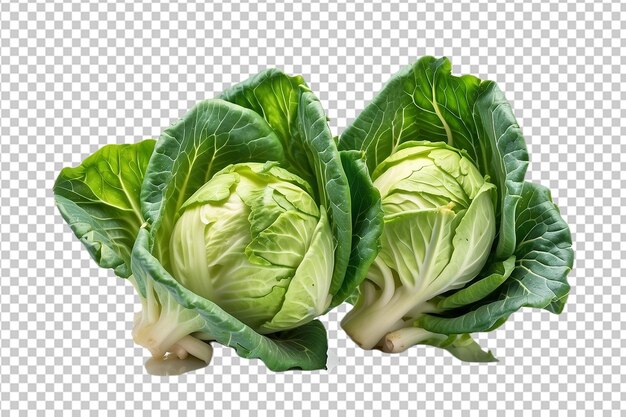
[0,0,622,415]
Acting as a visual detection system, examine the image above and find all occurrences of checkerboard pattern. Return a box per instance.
[1,0,622,415]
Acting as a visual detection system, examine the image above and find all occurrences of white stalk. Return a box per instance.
[342,285,429,349]
[382,328,447,353]
[130,277,211,363]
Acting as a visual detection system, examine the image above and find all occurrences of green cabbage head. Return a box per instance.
[342,142,497,350]
[169,162,334,334]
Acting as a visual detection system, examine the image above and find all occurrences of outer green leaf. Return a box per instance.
[219,69,313,182]
[338,56,528,260]
[53,140,155,278]
[295,88,351,296]
[417,182,573,334]
[330,150,383,307]
[131,228,328,371]
[437,256,515,310]
[220,70,353,298]
[475,82,528,258]
[140,99,285,268]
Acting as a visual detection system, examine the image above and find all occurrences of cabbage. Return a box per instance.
[54,70,381,371]
[338,56,573,361]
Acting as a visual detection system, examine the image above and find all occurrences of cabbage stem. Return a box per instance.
[130,276,211,363]
[171,335,214,363]
[382,328,446,353]
[342,285,425,349]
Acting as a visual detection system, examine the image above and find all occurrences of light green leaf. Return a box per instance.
[246,196,319,269]
[259,207,334,333]
[429,182,497,296]
[379,207,457,290]
[53,140,155,278]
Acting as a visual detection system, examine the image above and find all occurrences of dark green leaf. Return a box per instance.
[219,69,313,183]
[295,88,352,295]
[474,81,528,258]
[437,256,515,310]
[330,150,383,307]
[53,140,155,278]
